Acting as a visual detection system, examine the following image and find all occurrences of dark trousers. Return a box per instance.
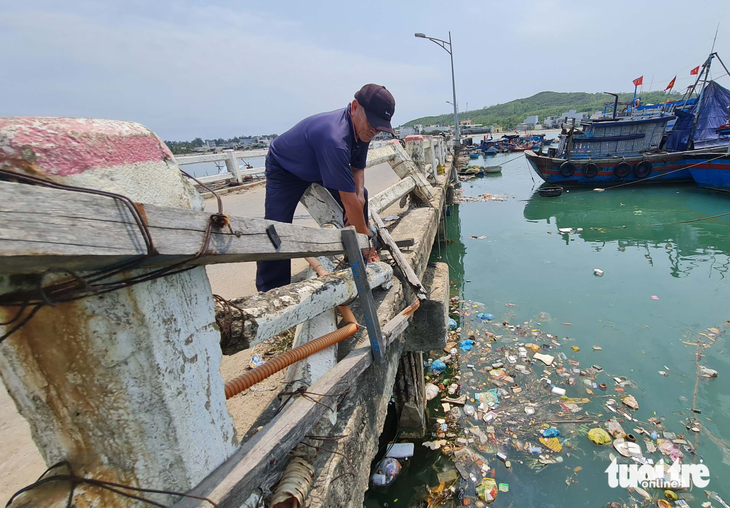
[256,161,369,292]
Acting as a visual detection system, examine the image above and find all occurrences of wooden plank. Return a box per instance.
[371,210,428,300]
[369,175,416,215]
[221,262,393,352]
[0,181,369,274]
[341,228,385,364]
[173,301,418,508]
[175,149,268,165]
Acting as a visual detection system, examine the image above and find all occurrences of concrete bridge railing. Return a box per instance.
[0,118,452,508]
[176,148,268,186]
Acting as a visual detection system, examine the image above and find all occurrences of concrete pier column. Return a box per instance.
[393,352,426,438]
[0,118,237,506]
[404,135,426,173]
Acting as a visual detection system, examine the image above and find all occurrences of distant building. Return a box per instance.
[524,115,539,125]
[204,139,217,148]
[543,116,560,129]
[559,110,590,125]
[255,136,272,147]
[423,125,449,134]
[515,123,532,131]
[460,119,475,126]
[490,125,503,133]
[240,137,256,148]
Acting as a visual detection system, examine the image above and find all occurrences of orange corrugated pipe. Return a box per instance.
[224,258,359,400]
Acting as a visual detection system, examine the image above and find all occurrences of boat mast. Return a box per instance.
[687,53,716,148]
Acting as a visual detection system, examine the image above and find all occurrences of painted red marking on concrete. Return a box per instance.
[404,135,425,142]
[0,118,174,176]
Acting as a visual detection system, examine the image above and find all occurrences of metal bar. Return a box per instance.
[341,228,385,364]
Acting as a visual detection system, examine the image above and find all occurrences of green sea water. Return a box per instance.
[364,151,730,507]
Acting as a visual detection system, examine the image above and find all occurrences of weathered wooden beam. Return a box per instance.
[175,149,268,165]
[369,175,416,215]
[219,262,393,353]
[0,181,369,275]
[173,301,418,508]
[371,210,428,301]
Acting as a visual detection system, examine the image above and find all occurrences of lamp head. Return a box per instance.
[414,33,426,38]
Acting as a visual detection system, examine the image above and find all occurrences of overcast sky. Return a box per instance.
[1,0,728,140]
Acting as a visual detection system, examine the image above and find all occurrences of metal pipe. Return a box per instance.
[224,323,358,398]
[224,258,360,399]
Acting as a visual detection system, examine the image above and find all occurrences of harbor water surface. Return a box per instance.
[364,151,730,507]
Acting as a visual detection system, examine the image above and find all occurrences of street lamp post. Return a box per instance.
[415,31,460,147]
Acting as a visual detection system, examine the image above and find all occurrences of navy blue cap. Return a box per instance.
[354,84,395,134]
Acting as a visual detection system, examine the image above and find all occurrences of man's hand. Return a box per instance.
[364,246,381,263]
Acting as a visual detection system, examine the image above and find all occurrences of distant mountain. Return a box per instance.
[403,90,681,129]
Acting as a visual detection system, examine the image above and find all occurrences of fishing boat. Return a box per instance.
[526,52,730,186]
[469,153,480,159]
[483,165,502,173]
[484,147,497,156]
[685,83,730,191]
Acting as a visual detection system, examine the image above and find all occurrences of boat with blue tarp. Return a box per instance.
[525,52,730,186]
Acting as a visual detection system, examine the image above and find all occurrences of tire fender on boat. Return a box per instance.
[614,162,632,179]
[582,163,599,178]
[559,161,576,178]
[633,161,652,178]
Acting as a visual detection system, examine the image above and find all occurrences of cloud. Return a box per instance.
[0,2,436,139]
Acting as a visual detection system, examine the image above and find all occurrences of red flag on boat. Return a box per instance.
[633,76,643,87]
[690,66,700,75]
[664,76,676,91]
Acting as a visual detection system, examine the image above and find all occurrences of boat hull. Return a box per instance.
[523,149,725,185]
[686,153,730,191]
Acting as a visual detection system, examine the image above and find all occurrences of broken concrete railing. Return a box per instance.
[177,148,268,186]
[216,262,393,354]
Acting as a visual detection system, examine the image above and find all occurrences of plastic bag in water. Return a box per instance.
[431,359,447,375]
[460,339,475,351]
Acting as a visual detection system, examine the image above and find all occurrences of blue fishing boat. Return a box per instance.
[526,53,730,186]
[484,147,497,156]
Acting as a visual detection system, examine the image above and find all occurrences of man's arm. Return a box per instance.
[352,167,365,207]
[339,190,369,235]
[340,190,380,263]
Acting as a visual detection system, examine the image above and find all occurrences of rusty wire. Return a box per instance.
[0,167,232,344]
[5,461,219,508]
[275,386,351,415]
